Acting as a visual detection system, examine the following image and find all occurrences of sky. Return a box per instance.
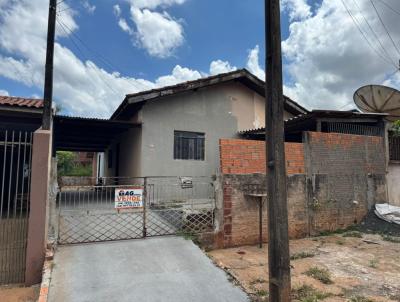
[0,0,399,118]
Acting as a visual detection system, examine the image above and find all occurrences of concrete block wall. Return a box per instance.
[216,132,387,248]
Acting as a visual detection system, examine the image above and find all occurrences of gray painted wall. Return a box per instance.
[140,84,238,177]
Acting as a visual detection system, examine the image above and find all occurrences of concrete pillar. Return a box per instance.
[48,157,59,244]
[25,129,52,286]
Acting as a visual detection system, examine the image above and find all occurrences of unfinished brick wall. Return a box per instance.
[220,174,308,248]
[216,132,387,248]
[304,132,386,235]
[219,139,305,175]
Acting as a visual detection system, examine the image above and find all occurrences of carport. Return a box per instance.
[53,115,140,153]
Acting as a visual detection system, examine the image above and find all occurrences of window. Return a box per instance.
[174,131,205,160]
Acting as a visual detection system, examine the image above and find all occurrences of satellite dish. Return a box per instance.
[353,84,400,121]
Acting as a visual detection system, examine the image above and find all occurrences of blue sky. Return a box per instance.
[0,0,399,117]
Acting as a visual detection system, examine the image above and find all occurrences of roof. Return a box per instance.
[111,69,308,120]
[0,95,44,109]
[239,110,387,136]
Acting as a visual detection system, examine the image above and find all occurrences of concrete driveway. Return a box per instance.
[48,237,249,302]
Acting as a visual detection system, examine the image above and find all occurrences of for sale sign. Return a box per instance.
[115,188,143,209]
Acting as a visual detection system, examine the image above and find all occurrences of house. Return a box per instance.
[107,69,308,178]
[0,96,43,131]
[239,109,387,141]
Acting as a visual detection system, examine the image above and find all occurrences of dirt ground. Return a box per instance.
[0,284,39,302]
[208,233,400,302]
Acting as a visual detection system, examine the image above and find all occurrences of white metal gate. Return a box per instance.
[57,177,215,244]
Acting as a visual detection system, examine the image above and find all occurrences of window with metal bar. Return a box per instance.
[174,131,205,160]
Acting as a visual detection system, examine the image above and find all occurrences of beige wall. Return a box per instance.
[388,162,400,206]
[112,82,298,177]
[227,82,294,131]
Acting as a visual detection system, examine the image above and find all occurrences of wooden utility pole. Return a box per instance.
[265,0,291,301]
[42,0,57,130]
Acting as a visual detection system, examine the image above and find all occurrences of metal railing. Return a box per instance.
[0,130,33,285]
[326,122,381,137]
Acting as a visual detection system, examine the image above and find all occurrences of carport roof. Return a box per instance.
[54,115,140,152]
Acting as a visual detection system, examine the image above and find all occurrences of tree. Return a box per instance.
[57,151,76,176]
[392,120,400,136]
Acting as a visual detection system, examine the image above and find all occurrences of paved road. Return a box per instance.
[48,237,249,302]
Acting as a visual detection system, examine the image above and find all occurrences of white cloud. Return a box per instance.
[282,0,400,110]
[0,0,230,118]
[0,89,9,96]
[246,45,265,80]
[129,0,186,10]
[81,0,96,14]
[113,4,121,17]
[114,0,186,58]
[118,18,133,34]
[282,0,311,21]
[130,7,184,58]
[209,60,237,75]
[156,65,202,87]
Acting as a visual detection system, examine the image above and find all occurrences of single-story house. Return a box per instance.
[106,69,308,178]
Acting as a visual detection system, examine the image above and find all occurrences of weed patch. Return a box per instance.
[343,231,363,238]
[349,295,374,302]
[292,284,333,301]
[304,267,333,284]
[382,235,400,243]
[290,252,315,260]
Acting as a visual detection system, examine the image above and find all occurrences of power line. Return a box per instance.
[57,16,129,77]
[57,5,73,14]
[56,18,123,98]
[340,0,398,68]
[369,0,400,57]
[351,0,397,66]
[375,0,400,17]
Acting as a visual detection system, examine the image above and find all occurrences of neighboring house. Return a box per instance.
[0,96,43,131]
[107,69,308,177]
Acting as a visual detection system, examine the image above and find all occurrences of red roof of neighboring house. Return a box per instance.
[0,95,44,109]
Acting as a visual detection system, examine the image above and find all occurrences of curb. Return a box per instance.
[37,249,54,302]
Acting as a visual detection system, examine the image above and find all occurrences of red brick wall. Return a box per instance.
[219,139,304,175]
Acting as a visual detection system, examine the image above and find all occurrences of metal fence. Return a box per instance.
[57,176,215,244]
[389,135,400,161]
[326,122,381,137]
[0,130,33,285]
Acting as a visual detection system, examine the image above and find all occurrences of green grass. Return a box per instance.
[290,251,315,260]
[304,267,333,284]
[342,231,363,238]
[349,295,374,302]
[292,284,333,302]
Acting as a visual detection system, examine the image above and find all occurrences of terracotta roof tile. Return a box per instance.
[0,95,44,108]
